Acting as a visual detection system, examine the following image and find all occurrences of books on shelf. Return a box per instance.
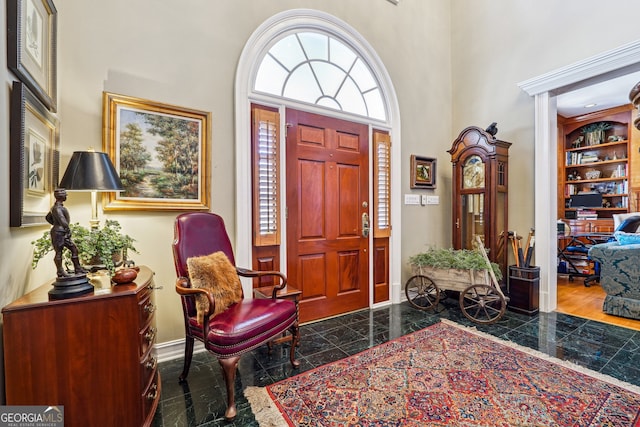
[577,214,598,220]
[566,152,599,165]
[576,209,598,219]
[612,180,629,195]
[567,152,581,165]
[610,164,626,178]
[580,154,599,163]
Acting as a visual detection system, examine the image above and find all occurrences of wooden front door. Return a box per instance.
[286,108,369,323]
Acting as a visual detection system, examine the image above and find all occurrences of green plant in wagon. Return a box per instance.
[32,220,138,274]
[409,247,503,281]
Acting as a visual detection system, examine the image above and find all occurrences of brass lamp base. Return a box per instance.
[49,274,94,300]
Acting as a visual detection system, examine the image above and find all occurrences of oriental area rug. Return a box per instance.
[246,319,640,426]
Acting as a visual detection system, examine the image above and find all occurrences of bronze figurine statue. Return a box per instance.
[46,188,87,277]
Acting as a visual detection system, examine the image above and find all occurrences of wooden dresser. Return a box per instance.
[2,266,160,426]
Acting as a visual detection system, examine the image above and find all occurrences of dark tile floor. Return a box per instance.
[151,297,640,426]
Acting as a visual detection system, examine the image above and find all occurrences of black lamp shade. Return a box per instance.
[59,151,124,191]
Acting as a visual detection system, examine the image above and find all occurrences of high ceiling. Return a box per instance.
[556,71,640,118]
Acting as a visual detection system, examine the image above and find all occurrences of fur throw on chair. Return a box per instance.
[187,251,243,324]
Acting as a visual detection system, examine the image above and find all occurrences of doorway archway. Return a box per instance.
[235,9,402,305]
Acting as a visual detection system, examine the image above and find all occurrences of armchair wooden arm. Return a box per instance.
[236,267,288,298]
[175,276,215,324]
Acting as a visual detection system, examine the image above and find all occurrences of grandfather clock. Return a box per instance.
[448,125,511,280]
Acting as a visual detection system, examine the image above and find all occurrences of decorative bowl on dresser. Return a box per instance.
[2,265,160,426]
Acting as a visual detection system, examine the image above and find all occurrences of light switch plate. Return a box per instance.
[426,195,439,205]
[404,194,420,205]
[420,195,427,205]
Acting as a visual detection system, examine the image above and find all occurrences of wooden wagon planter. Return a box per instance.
[405,238,508,324]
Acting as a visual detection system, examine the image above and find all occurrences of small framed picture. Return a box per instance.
[7,0,58,111]
[10,81,60,227]
[410,155,436,189]
[102,92,211,211]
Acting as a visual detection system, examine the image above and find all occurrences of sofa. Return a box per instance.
[589,241,640,319]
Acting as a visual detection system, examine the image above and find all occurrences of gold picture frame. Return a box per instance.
[10,81,59,227]
[102,92,211,211]
[410,155,436,189]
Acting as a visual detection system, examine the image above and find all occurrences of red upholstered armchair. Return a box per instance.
[172,212,300,420]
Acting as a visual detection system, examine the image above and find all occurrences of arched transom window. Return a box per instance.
[254,31,386,121]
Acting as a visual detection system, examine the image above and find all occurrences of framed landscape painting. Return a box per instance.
[102,92,211,211]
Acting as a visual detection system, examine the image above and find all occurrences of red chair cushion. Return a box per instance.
[194,298,297,357]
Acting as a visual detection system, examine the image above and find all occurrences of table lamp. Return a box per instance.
[48,151,123,300]
[58,150,124,229]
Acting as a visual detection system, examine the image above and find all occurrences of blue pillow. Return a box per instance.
[614,231,640,245]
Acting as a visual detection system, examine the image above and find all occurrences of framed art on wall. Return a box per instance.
[7,0,57,112]
[10,81,59,227]
[102,92,211,211]
[410,155,436,189]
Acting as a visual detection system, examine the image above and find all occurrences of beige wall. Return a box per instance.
[0,0,453,347]
[450,0,640,241]
[1,0,640,362]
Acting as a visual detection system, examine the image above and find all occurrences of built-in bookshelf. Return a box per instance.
[558,105,633,220]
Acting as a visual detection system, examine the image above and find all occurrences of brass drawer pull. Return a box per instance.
[145,356,157,370]
[145,327,157,343]
[143,302,156,314]
[146,383,158,400]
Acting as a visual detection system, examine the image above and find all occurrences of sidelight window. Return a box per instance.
[252,107,280,246]
[374,131,391,237]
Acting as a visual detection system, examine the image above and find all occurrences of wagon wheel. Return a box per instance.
[405,275,440,310]
[459,284,506,324]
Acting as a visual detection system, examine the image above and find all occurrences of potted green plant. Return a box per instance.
[32,219,138,274]
[581,122,612,146]
[409,247,503,281]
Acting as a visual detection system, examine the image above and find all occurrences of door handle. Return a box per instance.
[362,212,370,238]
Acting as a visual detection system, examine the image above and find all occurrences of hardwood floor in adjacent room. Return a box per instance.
[556,275,640,331]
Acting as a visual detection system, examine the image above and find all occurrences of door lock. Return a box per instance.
[362,212,370,238]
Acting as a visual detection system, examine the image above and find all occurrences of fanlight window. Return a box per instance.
[255,32,386,121]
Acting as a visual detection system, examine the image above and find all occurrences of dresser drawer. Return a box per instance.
[142,371,161,422]
[138,292,156,327]
[139,322,157,357]
[137,280,153,300]
[140,351,158,388]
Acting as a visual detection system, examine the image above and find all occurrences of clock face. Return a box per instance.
[463,155,485,189]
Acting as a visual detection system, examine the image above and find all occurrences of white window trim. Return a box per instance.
[235,9,403,303]
[518,39,640,313]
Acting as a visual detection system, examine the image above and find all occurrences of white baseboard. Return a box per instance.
[155,338,206,363]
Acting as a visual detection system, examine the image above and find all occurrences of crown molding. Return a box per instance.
[518,40,640,96]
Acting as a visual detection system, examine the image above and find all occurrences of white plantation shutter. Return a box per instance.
[253,108,281,246]
[374,131,391,237]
